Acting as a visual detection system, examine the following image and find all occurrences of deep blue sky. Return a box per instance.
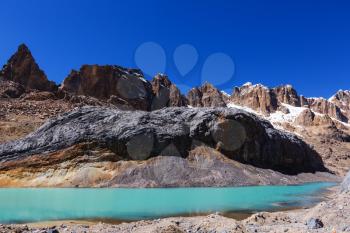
[0,0,350,97]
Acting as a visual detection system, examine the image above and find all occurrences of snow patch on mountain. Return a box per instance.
[268,104,307,124]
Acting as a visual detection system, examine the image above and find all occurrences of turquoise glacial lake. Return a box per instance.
[0,182,335,223]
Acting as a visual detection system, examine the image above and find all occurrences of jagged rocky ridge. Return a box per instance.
[1,44,349,122]
[0,43,349,178]
[0,106,325,175]
[230,82,349,122]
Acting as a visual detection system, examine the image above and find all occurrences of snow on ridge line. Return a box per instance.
[221,91,231,97]
[227,101,350,131]
[226,103,260,115]
[227,102,300,134]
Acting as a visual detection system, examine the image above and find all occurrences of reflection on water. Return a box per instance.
[0,182,336,223]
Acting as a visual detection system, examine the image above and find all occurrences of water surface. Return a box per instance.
[0,182,335,223]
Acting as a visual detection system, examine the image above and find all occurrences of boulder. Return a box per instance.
[0,79,25,98]
[306,218,324,229]
[341,170,350,192]
[0,106,326,175]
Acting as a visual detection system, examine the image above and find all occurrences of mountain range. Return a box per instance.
[0,44,348,187]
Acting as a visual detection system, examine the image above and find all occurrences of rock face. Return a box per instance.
[230,83,302,113]
[0,106,326,175]
[307,97,347,122]
[230,83,278,114]
[295,109,315,126]
[61,65,153,110]
[187,83,226,107]
[150,74,186,110]
[230,82,349,123]
[273,85,301,106]
[330,90,350,120]
[0,44,57,92]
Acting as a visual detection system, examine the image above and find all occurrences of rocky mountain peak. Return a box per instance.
[0,44,57,92]
[152,73,172,89]
[151,73,187,110]
[230,83,277,114]
[187,82,226,107]
[17,43,31,54]
[329,90,350,119]
[272,85,300,107]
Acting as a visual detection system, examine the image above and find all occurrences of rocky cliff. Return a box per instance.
[329,90,350,120]
[151,74,187,110]
[61,65,153,110]
[187,83,226,107]
[230,82,348,122]
[230,83,278,114]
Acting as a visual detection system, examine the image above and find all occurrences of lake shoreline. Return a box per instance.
[1,186,348,233]
[0,182,343,233]
[0,182,337,224]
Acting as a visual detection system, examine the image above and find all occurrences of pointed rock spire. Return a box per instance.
[0,44,57,92]
[151,73,187,110]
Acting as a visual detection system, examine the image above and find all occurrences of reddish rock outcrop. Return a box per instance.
[151,74,187,110]
[0,44,57,92]
[272,85,300,107]
[187,83,226,107]
[307,97,346,121]
[61,65,153,111]
[230,83,278,114]
[329,90,350,120]
[229,83,349,122]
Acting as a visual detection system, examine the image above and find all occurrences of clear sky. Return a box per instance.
[0,0,349,97]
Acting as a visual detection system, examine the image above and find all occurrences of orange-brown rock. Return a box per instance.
[230,83,278,114]
[151,74,186,110]
[0,44,57,92]
[61,65,153,111]
[329,90,350,120]
[295,109,315,126]
[187,83,226,107]
[307,97,346,121]
[272,85,300,106]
